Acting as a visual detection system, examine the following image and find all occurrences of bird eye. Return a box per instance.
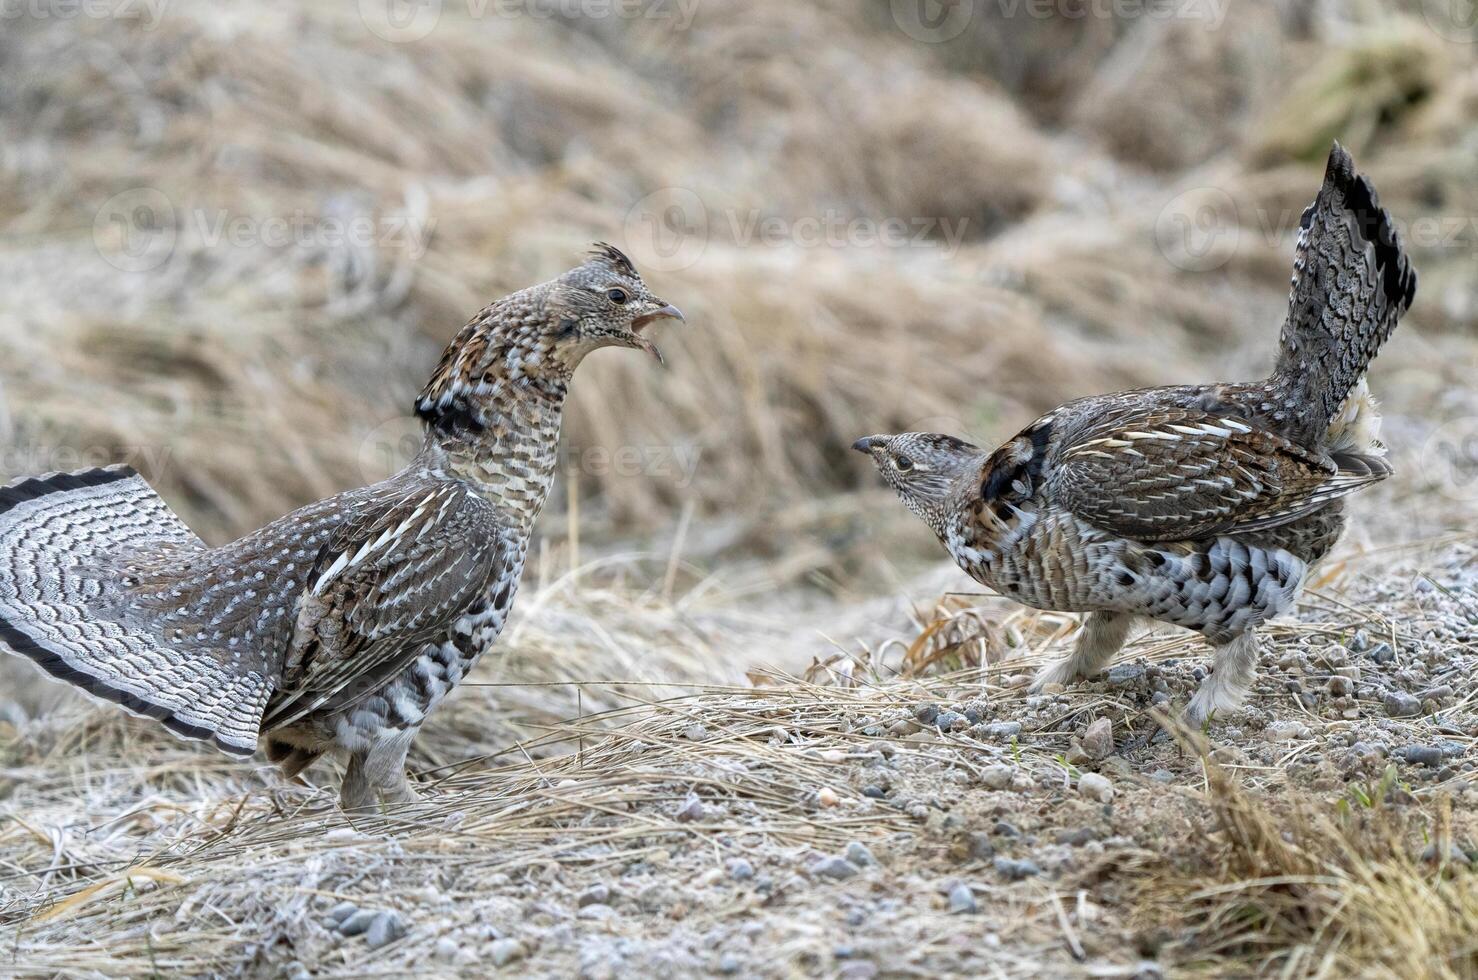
[607,288,628,304]
[893,455,914,472]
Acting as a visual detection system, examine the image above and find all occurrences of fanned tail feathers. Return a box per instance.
[0,466,268,756]
[1273,141,1416,445]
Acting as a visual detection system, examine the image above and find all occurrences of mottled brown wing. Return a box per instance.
[1048,408,1379,542]
[261,485,505,730]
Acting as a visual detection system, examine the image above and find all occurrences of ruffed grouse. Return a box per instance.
[0,244,683,808]
[857,143,1415,724]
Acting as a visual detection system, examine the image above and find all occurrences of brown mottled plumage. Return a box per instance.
[0,244,683,808]
[857,143,1416,724]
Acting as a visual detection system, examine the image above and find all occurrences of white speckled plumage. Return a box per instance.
[859,143,1415,725]
[0,244,683,808]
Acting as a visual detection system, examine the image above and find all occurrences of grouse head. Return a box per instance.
[853,432,987,533]
[416,244,684,434]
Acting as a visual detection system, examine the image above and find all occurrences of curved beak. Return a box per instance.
[630,304,685,364]
[633,304,685,329]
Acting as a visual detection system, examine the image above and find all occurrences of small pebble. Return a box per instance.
[844,842,876,867]
[1368,642,1395,664]
[1398,745,1444,767]
[947,882,977,914]
[1078,772,1114,803]
[1106,663,1145,685]
[817,787,840,808]
[488,938,526,967]
[1327,675,1353,698]
[985,721,1022,739]
[577,904,614,921]
[1150,769,1174,784]
[961,831,995,861]
[937,710,968,731]
[434,937,460,962]
[1420,842,1471,864]
[812,856,860,880]
[1266,720,1311,741]
[913,703,940,725]
[676,793,706,822]
[1384,692,1421,718]
[684,723,708,741]
[578,884,610,907]
[1082,717,1113,760]
[981,764,1013,790]
[719,954,742,975]
[993,857,1041,881]
[1057,827,1097,846]
[728,858,755,881]
[326,901,358,926]
[337,909,381,937]
[364,911,406,950]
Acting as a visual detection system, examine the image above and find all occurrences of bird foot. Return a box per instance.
[1029,658,1094,693]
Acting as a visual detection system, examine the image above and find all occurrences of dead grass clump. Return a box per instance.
[1145,749,1478,977]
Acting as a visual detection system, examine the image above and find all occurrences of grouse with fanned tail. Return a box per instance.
[0,244,684,808]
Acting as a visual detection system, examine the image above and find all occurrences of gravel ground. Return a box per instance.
[1,521,1474,977]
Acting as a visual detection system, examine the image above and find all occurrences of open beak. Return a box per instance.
[630,304,685,364]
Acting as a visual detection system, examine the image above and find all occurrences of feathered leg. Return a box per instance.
[1185,630,1261,725]
[1031,611,1135,691]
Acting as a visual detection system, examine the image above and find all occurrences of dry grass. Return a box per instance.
[2,2,1478,977]
[3,1,1474,543]
[1136,733,1478,978]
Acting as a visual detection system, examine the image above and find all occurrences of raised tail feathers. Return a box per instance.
[1272,142,1416,446]
[0,466,268,756]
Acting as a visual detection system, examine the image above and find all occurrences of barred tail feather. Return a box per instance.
[1273,142,1416,445]
[0,466,268,756]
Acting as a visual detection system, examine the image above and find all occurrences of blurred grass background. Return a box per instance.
[0,0,1474,581]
